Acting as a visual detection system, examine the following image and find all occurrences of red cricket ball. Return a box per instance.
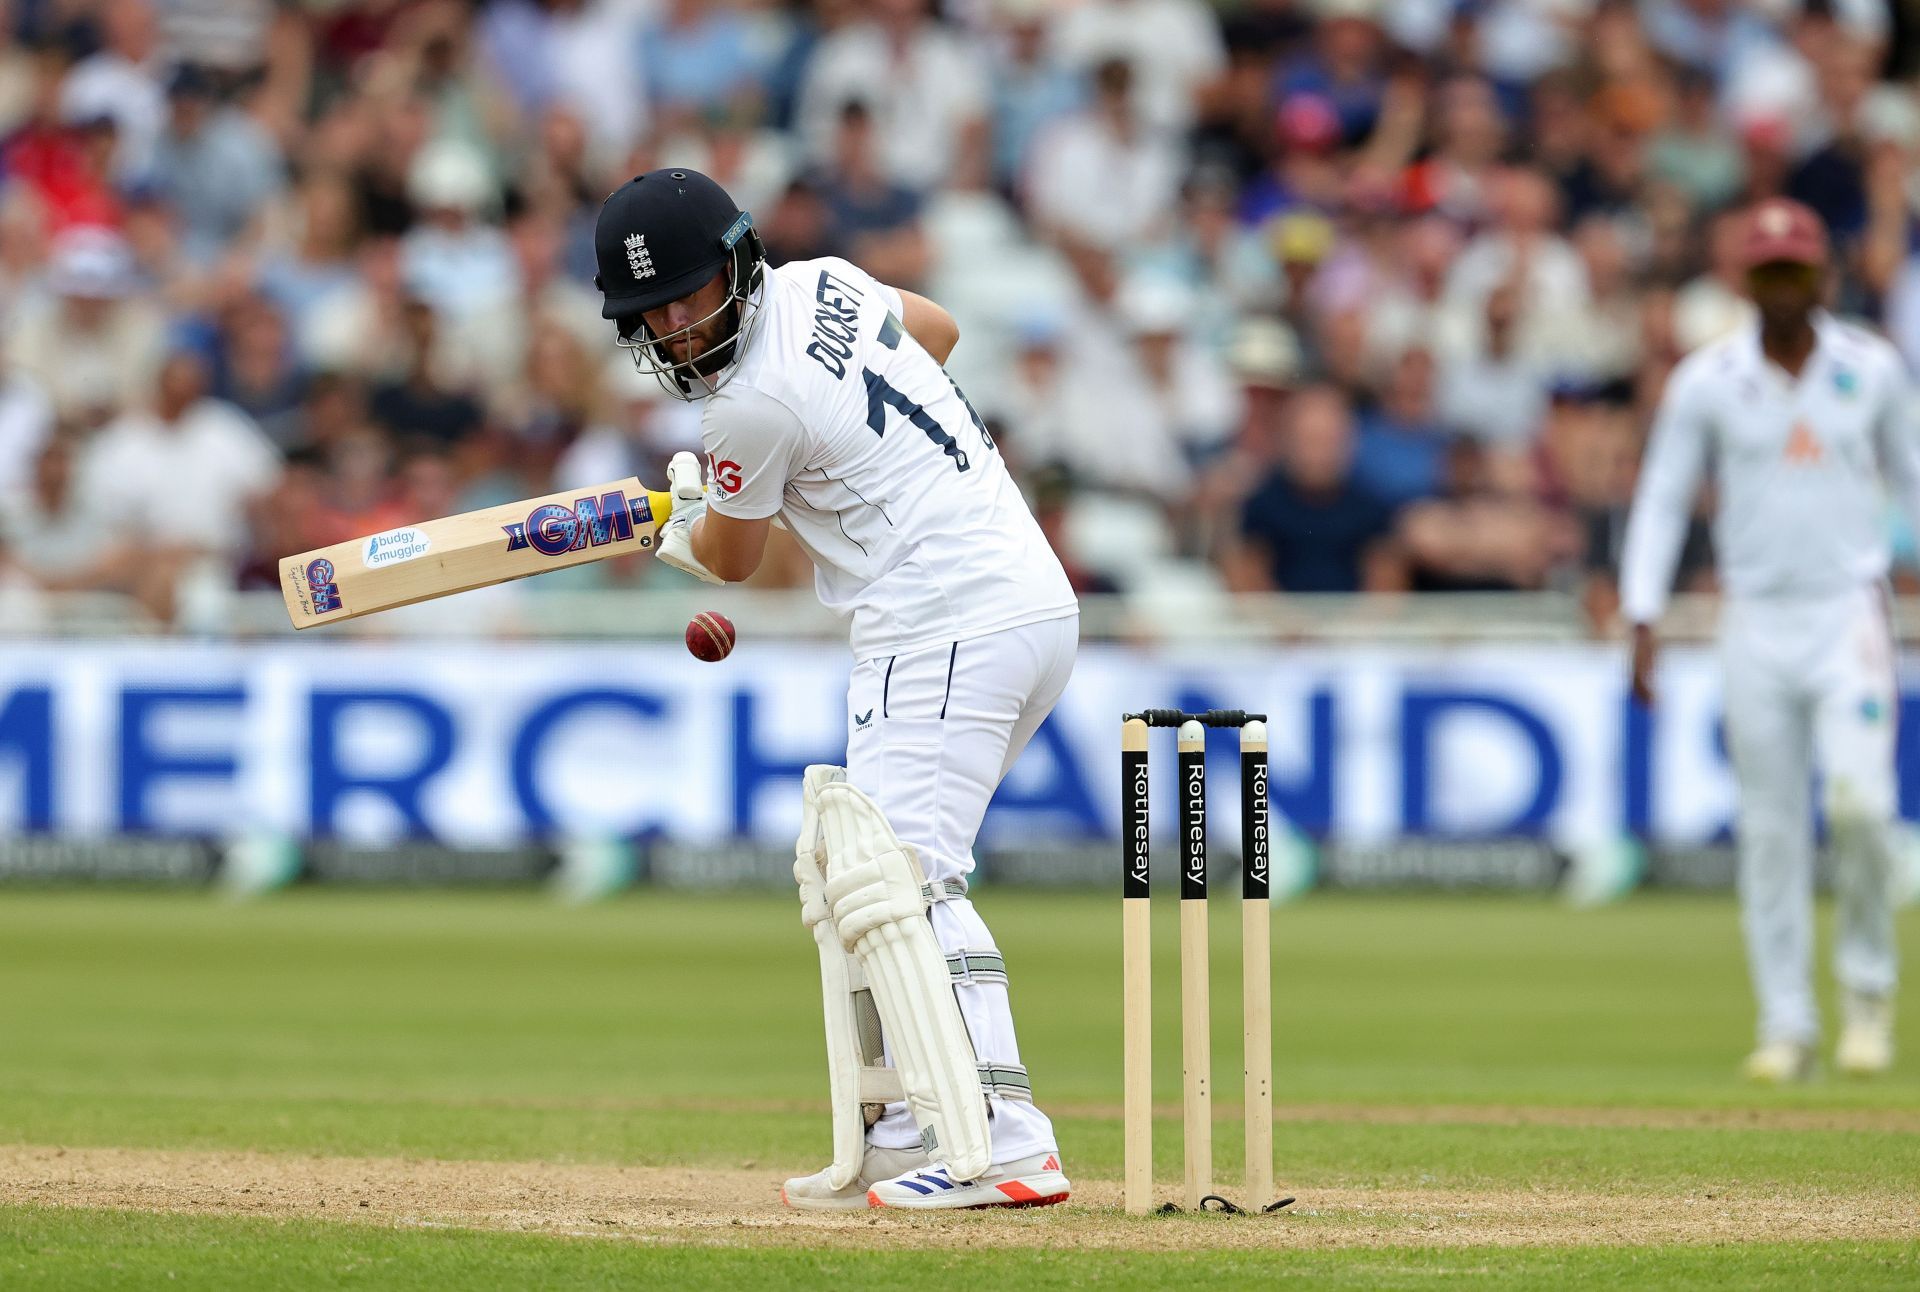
[686,610,736,662]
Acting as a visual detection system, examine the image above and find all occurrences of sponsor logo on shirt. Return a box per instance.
[1782,421,1822,465]
[707,455,743,496]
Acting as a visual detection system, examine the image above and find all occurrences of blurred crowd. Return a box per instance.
[0,0,1917,630]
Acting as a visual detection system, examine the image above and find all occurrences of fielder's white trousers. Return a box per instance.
[845,614,1078,1163]
[1722,586,1900,1046]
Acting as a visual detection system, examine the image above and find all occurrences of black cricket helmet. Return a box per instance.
[594,168,767,399]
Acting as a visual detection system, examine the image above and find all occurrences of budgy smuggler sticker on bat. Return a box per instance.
[362,527,432,569]
[501,490,656,557]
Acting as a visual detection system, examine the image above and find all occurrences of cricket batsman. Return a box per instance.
[1622,197,1914,1081]
[592,171,1079,1207]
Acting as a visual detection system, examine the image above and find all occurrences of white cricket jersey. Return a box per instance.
[699,258,1079,660]
[1620,312,1920,623]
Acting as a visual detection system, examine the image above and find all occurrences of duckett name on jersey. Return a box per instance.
[803,269,867,380]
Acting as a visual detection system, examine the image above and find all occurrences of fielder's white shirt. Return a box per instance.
[1620,312,1920,623]
[700,258,1078,660]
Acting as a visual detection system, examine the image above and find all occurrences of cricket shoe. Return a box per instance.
[1743,1039,1816,1084]
[866,1152,1070,1211]
[1837,992,1894,1077]
[781,1144,930,1212]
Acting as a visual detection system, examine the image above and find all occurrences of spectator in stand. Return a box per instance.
[315,422,411,540]
[1436,280,1548,451]
[258,172,366,365]
[653,113,795,226]
[817,99,930,288]
[0,0,35,139]
[1271,210,1336,369]
[1050,0,1226,135]
[487,319,602,488]
[368,298,483,447]
[5,227,167,427]
[1189,313,1304,561]
[452,207,605,407]
[987,0,1081,195]
[0,354,53,507]
[1026,58,1182,254]
[1225,384,1401,594]
[294,372,370,458]
[350,92,432,239]
[305,236,420,383]
[59,0,167,183]
[1441,166,1591,373]
[1239,89,1347,225]
[1395,419,1584,594]
[759,176,837,265]
[642,0,764,127]
[3,433,178,620]
[1786,33,1877,248]
[1403,73,1507,226]
[477,0,653,167]
[238,445,337,590]
[1272,0,1388,147]
[1029,465,1121,596]
[149,65,285,265]
[1156,169,1283,348]
[1118,273,1239,473]
[1647,66,1746,211]
[982,313,1074,479]
[209,291,308,449]
[5,50,126,234]
[1354,345,1448,508]
[797,0,990,194]
[1359,213,1461,371]
[399,138,517,326]
[1546,215,1645,385]
[1673,207,1757,351]
[77,346,281,565]
[1736,111,1796,205]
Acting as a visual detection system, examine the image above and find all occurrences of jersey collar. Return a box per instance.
[1738,308,1839,382]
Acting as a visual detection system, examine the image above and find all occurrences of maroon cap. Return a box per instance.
[1741,198,1828,270]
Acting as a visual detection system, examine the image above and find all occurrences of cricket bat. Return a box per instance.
[280,477,674,629]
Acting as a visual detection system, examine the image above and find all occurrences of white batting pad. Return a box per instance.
[817,780,992,1181]
[794,765,904,1191]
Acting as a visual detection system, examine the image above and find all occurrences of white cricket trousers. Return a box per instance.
[1722,586,1900,1046]
[845,614,1078,1164]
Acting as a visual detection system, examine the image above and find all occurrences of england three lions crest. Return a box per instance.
[625,233,654,280]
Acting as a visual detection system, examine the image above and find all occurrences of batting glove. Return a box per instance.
[655,451,726,585]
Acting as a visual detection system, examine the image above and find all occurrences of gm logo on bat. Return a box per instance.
[305,558,343,614]
[502,490,657,558]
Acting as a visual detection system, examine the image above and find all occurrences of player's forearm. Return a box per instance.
[689,512,770,584]
[1617,503,1687,626]
[1620,392,1707,626]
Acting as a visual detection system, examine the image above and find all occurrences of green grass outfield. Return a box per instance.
[0,889,1915,1287]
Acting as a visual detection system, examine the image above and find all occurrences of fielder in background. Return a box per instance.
[1622,198,1916,1082]
[593,170,1079,1208]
